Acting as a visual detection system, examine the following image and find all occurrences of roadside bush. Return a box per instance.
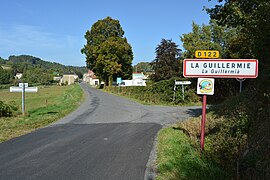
[104,78,200,105]
[175,92,252,178]
[0,101,18,117]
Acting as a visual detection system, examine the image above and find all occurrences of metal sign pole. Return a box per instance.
[22,83,25,115]
[173,83,176,101]
[182,84,184,101]
[200,95,207,151]
[239,81,243,93]
[236,78,246,93]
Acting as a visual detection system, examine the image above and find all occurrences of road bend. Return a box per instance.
[0,82,201,180]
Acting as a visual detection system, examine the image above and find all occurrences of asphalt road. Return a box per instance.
[0,83,201,180]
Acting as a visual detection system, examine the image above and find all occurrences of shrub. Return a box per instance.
[104,78,199,105]
[0,101,18,117]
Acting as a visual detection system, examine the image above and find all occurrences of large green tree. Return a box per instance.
[207,1,270,178]
[181,20,239,59]
[181,21,240,98]
[150,39,181,82]
[81,17,133,85]
[133,62,152,73]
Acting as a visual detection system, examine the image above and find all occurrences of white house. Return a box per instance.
[60,73,78,85]
[83,70,99,86]
[122,72,147,86]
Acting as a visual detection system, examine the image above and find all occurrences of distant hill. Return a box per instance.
[0,55,87,78]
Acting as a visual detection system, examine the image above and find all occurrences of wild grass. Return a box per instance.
[0,85,84,142]
[156,127,227,180]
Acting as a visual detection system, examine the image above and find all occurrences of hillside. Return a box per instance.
[0,55,87,77]
[0,55,87,86]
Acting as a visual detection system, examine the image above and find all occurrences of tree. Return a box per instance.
[133,62,152,73]
[81,17,133,85]
[207,1,270,178]
[181,21,238,59]
[150,39,181,82]
[0,66,11,84]
[181,21,240,98]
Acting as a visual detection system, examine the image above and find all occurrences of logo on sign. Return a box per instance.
[197,78,215,95]
[199,80,213,93]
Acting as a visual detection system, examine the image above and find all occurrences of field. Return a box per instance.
[0,85,84,142]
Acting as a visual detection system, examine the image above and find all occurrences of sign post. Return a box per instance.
[174,81,191,101]
[10,83,38,115]
[197,78,215,150]
[22,83,25,115]
[236,78,246,93]
[183,54,259,151]
[201,94,207,150]
[117,77,122,94]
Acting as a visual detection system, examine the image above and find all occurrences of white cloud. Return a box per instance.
[0,25,61,50]
[0,24,85,66]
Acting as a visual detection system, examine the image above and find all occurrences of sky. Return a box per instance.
[0,0,219,66]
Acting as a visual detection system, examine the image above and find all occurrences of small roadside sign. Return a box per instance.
[19,83,28,88]
[197,78,215,95]
[10,83,38,115]
[175,81,191,85]
[10,87,38,93]
[173,81,192,101]
[117,77,122,84]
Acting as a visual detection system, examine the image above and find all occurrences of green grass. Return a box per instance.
[156,127,227,180]
[103,87,201,106]
[0,85,84,142]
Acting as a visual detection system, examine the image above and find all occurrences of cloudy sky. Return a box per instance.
[0,0,219,66]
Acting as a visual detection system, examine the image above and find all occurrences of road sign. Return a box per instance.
[10,87,38,92]
[195,50,219,58]
[183,59,258,78]
[10,84,38,115]
[19,83,28,88]
[196,78,215,151]
[197,78,215,95]
[175,81,191,85]
[117,77,122,84]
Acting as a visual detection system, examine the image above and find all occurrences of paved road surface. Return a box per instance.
[0,83,201,180]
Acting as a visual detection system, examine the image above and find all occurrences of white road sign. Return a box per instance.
[183,59,258,78]
[19,83,28,88]
[10,87,38,93]
[175,81,192,85]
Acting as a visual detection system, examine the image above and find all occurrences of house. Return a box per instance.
[122,72,147,86]
[14,73,23,79]
[60,73,78,85]
[53,76,61,82]
[83,70,99,86]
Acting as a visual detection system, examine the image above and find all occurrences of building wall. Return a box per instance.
[61,75,75,85]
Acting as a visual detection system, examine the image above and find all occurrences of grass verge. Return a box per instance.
[103,87,201,106]
[156,127,227,180]
[0,84,84,142]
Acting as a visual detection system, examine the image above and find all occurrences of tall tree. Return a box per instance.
[181,21,240,98]
[207,1,270,178]
[150,39,181,82]
[181,21,237,59]
[133,62,152,73]
[81,17,133,85]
